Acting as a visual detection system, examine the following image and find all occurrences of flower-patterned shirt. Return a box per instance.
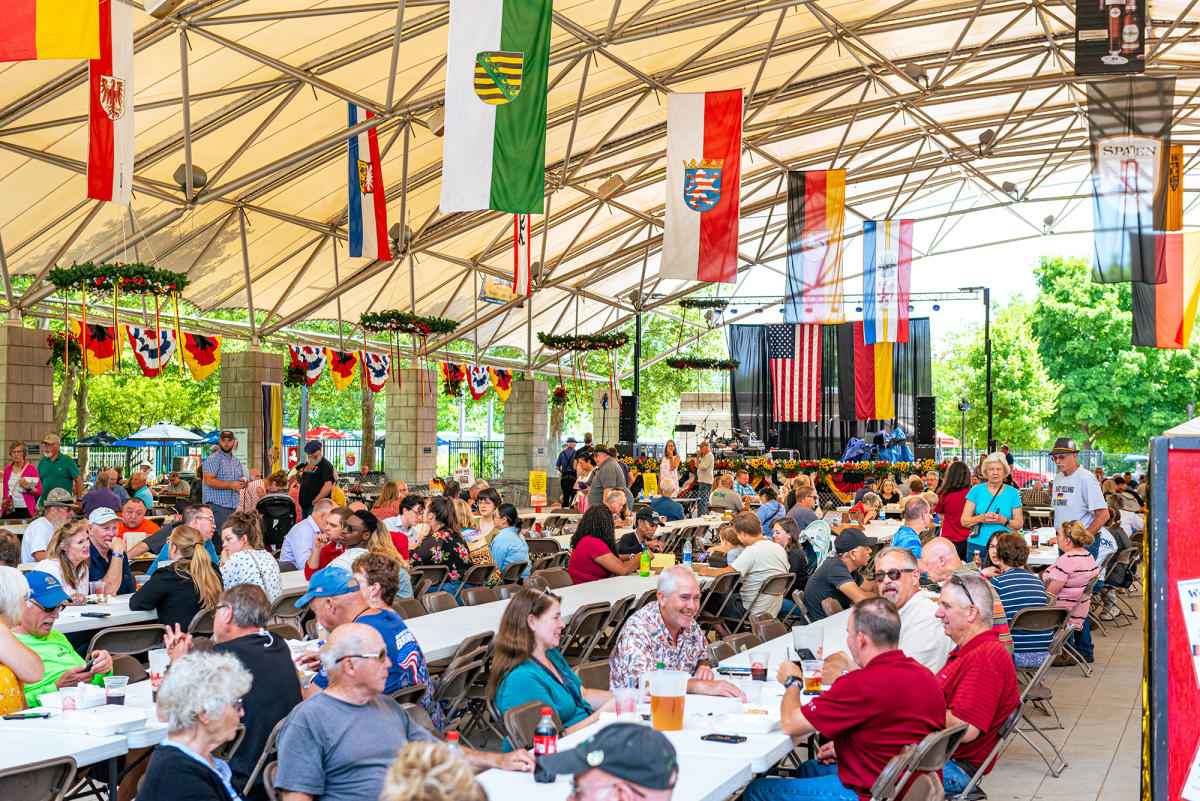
[609,601,709,689]
[412,528,474,582]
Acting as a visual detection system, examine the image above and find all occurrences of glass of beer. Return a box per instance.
[104,675,128,705]
[749,651,770,683]
[641,669,689,731]
[801,660,823,694]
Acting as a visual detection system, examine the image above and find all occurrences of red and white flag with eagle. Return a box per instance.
[361,352,390,393]
[87,0,134,205]
[288,345,327,387]
[125,326,176,377]
[325,348,359,391]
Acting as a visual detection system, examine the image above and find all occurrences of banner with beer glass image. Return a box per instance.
[1075,0,1145,75]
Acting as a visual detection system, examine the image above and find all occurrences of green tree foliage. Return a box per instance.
[1031,254,1199,450]
[932,297,1059,450]
[79,370,221,435]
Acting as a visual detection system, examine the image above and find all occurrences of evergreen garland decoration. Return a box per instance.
[665,357,739,371]
[283,364,307,388]
[536,332,629,351]
[48,262,190,295]
[677,297,730,310]
[45,332,83,368]
[359,310,460,336]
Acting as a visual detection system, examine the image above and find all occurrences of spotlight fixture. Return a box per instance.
[932,304,941,311]
[173,163,208,191]
[1001,181,1018,198]
[978,129,995,157]
[598,174,626,200]
[427,107,446,137]
[1043,214,1055,233]
[903,62,929,89]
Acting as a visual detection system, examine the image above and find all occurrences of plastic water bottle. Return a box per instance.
[446,731,462,758]
[640,546,652,577]
[682,537,693,566]
[533,707,558,783]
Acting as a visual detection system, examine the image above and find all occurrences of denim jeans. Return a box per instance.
[742,760,858,801]
[942,758,975,794]
[696,483,711,516]
[1070,618,1093,659]
[964,540,987,563]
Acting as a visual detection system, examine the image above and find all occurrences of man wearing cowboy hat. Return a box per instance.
[1047,437,1109,541]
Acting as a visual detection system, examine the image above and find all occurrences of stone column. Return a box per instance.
[384,368,438,481]
[219,349,285,475]
[503,378,548,481]
[591,388,620,446]
[0,325,53,459]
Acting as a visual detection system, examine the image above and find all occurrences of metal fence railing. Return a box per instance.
[319,438,384,472]
[62,441,200,481]
[443,440,504,481]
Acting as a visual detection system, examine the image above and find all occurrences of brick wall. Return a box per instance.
[384,368,437,481]
[0,325,54,456]
[503,378,548,480]
[219,349,285,475]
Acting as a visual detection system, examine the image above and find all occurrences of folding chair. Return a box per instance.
[723,573,794,634]
[694,571,740,629]
[590,595,635,659]
[751,618,788,643]
[110,654,148,683]
[241,718,286,797]
[409,565,450,594]
[432,649,488,739]
[267,589,308,629]
[634,587,658,609]
[532,567,573,589]
[421,591,459,614]
[1057,576,1098,677]
[707,640,736,665]
[461,586,499,606]
[499,561,529,584]
[899,774,942,801]
[722,632,761,653]
[781,589,811,626]
[450,563,497,603]
[868,744,918,801]
[525,538,562,556]
[948,706,1034,799]
[399,702,443,738]
[389,682,430,706]
[496,583,525,600]
[212,724,246,763]
[392,597,428,619]
[524,575,549,592]
[262,761,280,801]
[0,756,76,801]
[428,631,494,677]
[86,623,168,658]
[575,660,610,691]
[503,701,564,751]
[822,597,845,617]
[559,601,612,665]
[186,607,216,637]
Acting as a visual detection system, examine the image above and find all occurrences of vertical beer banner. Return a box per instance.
[1075,0,1145,75]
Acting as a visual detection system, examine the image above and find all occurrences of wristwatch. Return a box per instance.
[784,676,804,691]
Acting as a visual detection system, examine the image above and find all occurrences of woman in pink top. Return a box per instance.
[2,442,40,519]
[933,460,973,560]
[566,506,639,584]
[1043,520,1100,664]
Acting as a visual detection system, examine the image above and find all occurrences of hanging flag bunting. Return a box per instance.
[0,0,100,62]
[325,348,360,391]
[1132,232,1200,348]
[440,0,552,213]
[852,321,894,421]
[488,366,513,401]
[1167,144,1184,232]
[766,324,822,423]
[361,352,391,393]
[661,89,742,284]
[68,318,117,375]
[179,332,222,381]
[784,170,846,324]
[442,362,467,397]
[1086,77,1175,283]
[347,104,391,261]
[288,345,327,387]
[467,365,490,399]
[514,214,532,296]
[862,219,913,344]
[125,325,176,378]
[86,0,133,205]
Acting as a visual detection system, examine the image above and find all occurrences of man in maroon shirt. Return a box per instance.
[742,598,946,801]
[934,571,1020,794]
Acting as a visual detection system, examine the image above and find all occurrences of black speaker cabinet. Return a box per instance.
[916,396,936,445]
[618,392,638,443]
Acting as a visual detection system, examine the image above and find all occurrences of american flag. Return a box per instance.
[767,324,822,422]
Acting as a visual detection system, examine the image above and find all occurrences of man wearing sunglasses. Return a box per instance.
[933,571,1019,795]
[276,623,532,801]
[12,571,113,706]
[822,547,953,675]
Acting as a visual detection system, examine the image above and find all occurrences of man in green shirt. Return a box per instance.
[37,434,82,503]
[13,571,112,706]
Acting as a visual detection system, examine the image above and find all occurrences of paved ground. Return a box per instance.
[982,593,1142,801]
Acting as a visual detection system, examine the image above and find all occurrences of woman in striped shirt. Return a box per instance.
[1042,521,1100,665]
[985,532,1050,668]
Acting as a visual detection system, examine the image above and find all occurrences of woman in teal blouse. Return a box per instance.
[486,587,612,748]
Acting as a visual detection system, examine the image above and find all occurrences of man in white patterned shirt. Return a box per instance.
[609,566,742,697]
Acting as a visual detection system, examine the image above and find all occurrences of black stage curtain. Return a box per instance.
[728,319,931,458]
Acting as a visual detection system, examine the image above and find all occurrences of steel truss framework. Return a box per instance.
[0,0,1198,378]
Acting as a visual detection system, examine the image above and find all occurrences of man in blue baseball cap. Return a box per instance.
[12,571,112,706]
[293,566,439,724]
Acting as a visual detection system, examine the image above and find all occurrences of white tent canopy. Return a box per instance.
[1,0,1199,370]
[1164,418,1200,437]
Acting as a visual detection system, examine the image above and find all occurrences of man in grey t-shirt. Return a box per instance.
[787,486,819,529]
[275,624,531,801]
[586,446,632,510]
[1048,437,1108,541]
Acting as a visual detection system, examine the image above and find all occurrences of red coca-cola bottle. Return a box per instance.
[533,707,558,783]
[1120,0,1140,55]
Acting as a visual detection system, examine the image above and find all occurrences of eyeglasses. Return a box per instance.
[873,568,916,582]
[228,698,244,713]
[335,649,387,665]
[31,600,68,613]
[947,574,981,609]
[1049,454,1070,462]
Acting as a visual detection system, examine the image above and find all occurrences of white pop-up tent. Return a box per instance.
[1164,418,1200,437]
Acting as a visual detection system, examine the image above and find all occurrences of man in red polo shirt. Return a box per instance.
[742,598,946,801]
[934,571,1020,794]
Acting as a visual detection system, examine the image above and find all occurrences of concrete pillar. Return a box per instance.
[591,388,620,446]
[219,349,285,476]
[0,326,53,459]
[384,368,438,482]
[503,378,548,481]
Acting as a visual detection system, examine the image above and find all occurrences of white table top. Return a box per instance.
[0,729,128,771]
[476,750,752,801]
[54,596,158,634]
[3,680,168,750]
[1024,529,1059,567]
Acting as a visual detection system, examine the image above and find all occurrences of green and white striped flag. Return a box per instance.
[439,0,552,214]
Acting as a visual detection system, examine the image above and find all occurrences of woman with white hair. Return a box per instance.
[137,651,251,801]
[961,451,1024,563]
[0,566,42,713]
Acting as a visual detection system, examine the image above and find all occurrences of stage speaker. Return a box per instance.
[913,445,937,462]
[618,392,638,443]
[916,396,936,445]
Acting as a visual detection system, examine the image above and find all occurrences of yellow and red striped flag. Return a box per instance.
[0,0,100,62]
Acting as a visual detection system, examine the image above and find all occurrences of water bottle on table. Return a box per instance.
[682,536,692,566]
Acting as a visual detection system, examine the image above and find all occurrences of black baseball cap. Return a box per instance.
[536,723,678,790]
[835,527,872,554]
[635,507,659,526]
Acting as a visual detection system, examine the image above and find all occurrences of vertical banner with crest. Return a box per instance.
[87,0,133,204]
[439,0,552,213]
[661,89,742,283]
[1075,0,1145,76]
[784,170,846,324]
[347,104,391,260]
[862,219,913,344]
[514,214,532,296]
[1087,78,1175,283]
